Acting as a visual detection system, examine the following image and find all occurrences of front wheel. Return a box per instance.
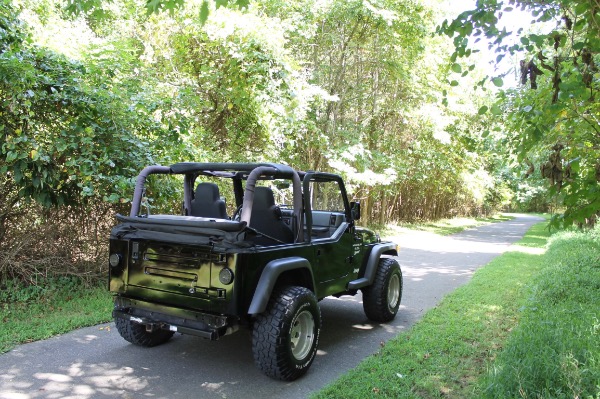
[252,286,321,381]
[362,258,403,322]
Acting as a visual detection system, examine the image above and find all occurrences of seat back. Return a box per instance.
[249,186,294,245]
[190,182,228,219]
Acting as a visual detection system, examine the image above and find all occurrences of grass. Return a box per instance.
[313,220,555,399]
[0,276,113,353]
[482,227,600,398]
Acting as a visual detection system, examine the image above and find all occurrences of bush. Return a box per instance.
[0,202,126,282]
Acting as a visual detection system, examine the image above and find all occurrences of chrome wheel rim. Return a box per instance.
[387,273,401,309]
[290,310,315,360]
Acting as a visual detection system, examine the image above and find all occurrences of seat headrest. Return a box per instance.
[253,186,276,209]
[195,182,220,201]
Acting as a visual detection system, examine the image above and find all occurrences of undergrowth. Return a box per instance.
[0,276,112,353]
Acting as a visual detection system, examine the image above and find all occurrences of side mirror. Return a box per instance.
[350,201,361,221]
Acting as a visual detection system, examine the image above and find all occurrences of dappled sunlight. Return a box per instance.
[1,363,150,399]
[352,324,374,330]
[67,363,84,378]
[33,373,72,383]
[326,295,362,304]
[200,381,225,391]
[0,393,29,399]
[403,265,475,281]
[387,231,515,255]
[378,323,407,334]
[73,335,100,344]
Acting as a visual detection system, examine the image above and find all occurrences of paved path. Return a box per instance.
[0,214,544,399]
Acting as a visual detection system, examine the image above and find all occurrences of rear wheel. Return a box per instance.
[362,258,402,322]
[252,286,321,381]
[114,317,174,347]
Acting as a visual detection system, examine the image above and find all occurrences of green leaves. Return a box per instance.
[145,0,184,15]
[451,63,462,73]
[0,27,156,208]
[491,77,503,87]
[490,103,502,116]
[439,0,600,225]
[199,0,209,24]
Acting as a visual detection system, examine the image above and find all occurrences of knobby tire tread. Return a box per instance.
[362,257,402,322]
[252,286,320,381]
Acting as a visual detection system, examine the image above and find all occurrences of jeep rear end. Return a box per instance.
[109,236,241,340]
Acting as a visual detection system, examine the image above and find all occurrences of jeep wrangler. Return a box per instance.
[109,163,402,381]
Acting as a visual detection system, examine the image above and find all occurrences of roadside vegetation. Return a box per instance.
[0,277,111,353]
[314,221,600,399]
[4,0,598,292]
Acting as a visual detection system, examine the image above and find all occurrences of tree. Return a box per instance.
[440,0,600,226]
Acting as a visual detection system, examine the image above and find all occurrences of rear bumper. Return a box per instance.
[113,296,238,340]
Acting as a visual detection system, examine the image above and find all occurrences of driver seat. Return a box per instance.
[190,182,228,219]
[249,187,294,245]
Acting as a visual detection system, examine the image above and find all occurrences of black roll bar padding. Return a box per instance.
[239,166,277,225]
[130,165,172,217]
[183,173,194,216]
[302,173,314,243]
[239,166,304,243]
[291,171,304,243]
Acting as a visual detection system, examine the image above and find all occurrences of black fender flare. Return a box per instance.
[247,257,315,315]
[347,242,398,290]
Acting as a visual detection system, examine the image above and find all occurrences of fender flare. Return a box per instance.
[247,257,315,315]
[347,242,398,290]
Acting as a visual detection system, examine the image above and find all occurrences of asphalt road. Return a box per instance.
[0,214,544,399]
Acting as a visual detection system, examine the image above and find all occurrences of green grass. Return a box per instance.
[482,227,600,399]
[0,276,113,353]
[313,221,554,399]
[381,214,515,237]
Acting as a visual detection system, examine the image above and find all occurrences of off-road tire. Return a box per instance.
[252,286,321,381]
[362,258,402,322]
[114,317,174,347]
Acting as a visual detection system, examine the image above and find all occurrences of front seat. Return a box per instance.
[190,182,228,219]
[249,186,294,245]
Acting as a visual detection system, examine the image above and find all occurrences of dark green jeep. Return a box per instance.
[108,163,402,381]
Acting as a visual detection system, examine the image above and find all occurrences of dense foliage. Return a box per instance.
[0,0,543,279]
[440,0,600,227]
